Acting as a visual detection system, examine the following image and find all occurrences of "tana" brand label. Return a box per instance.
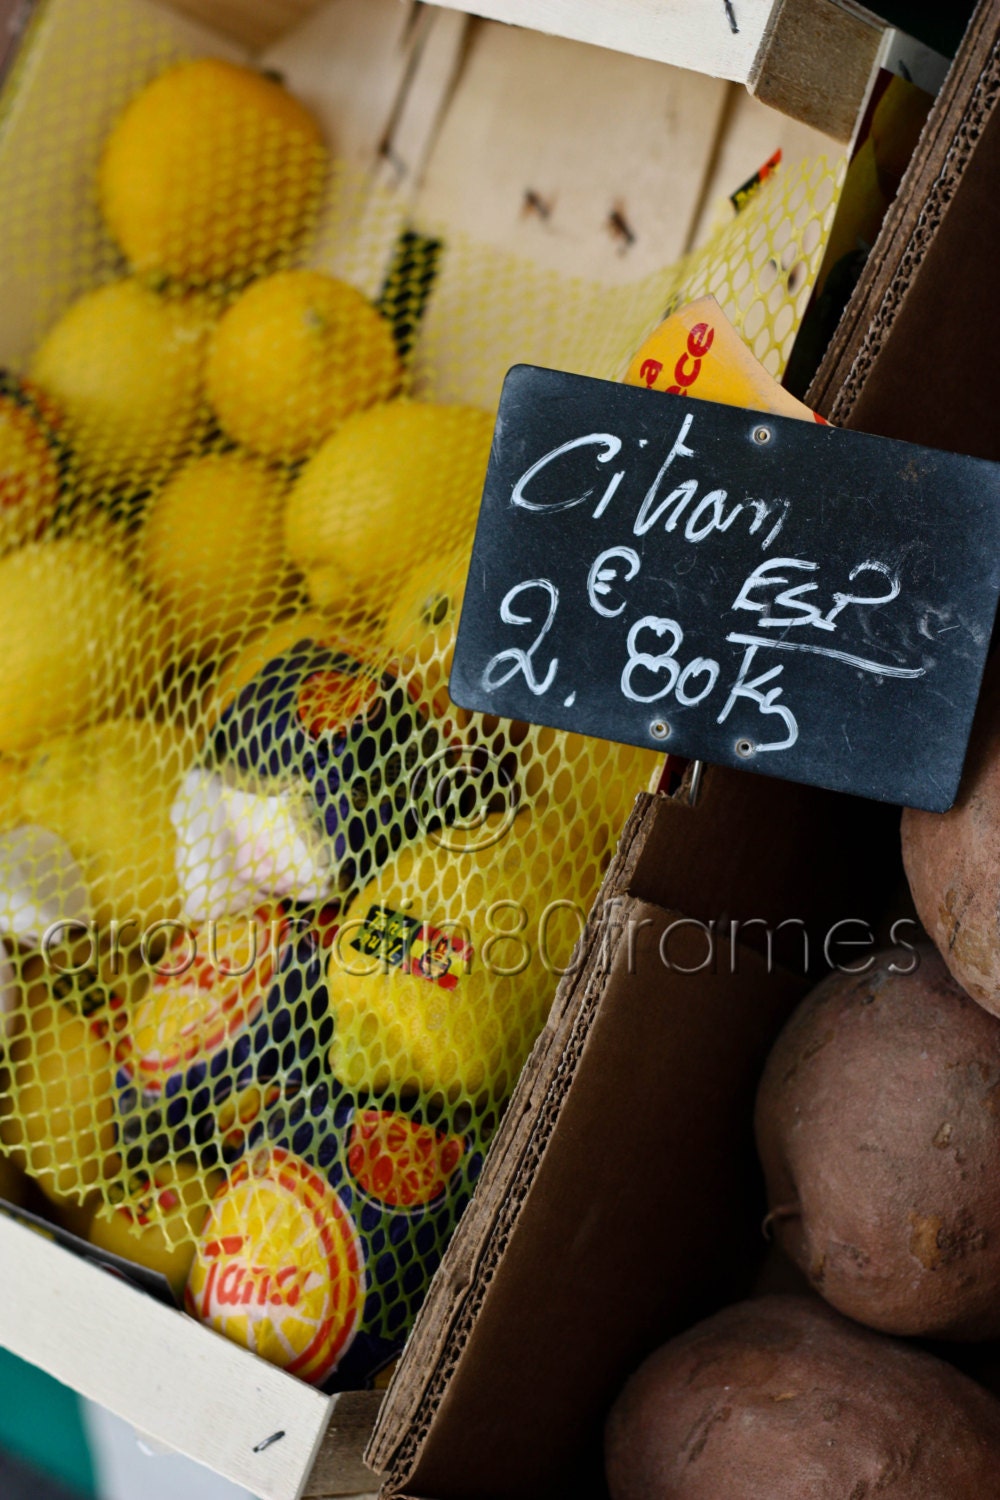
[186,1148,364,1384]
[348,904,472,991]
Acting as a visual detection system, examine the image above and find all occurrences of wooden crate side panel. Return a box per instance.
[413,0,775,82]
[0,1212,337,1500]
[409,21,732,286]
[748,0,883,141]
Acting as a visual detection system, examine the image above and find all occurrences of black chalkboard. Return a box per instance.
[449,366,1000,812]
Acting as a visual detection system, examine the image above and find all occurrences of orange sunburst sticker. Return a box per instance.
[346,1110,464,1208]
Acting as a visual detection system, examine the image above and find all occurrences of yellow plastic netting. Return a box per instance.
[0,0,843,1389]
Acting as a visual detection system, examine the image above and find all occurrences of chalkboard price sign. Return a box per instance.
[449,365,1000,811]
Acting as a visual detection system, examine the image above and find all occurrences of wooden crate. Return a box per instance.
[162,0,891,141]
[0,1,917,1497]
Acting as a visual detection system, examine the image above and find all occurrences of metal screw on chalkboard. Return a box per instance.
[649,720,671,740]
[752,425,772,445]
[735,738,756,758]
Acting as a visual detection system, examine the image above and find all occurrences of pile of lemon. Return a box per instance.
[0,54,495,716]
[0,54,658,1372]
[0,60,490,1216]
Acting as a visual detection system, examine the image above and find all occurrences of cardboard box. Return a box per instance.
[364,4,1000,1491]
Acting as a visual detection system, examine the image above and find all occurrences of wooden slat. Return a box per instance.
[748,0,884,140]
[418,0,777,82]
[160,0,324,51]
[304,1392,384,1499]
[411,20,732,284]
[259,1,469,300]
[261,0,430,173]
[686,81,844,250]
[0,1212,340,1500]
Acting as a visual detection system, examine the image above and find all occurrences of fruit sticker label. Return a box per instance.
[349,904,472,990]
[116,911,279,1097]
[345,1109,465,1209]
[186,1148,364,1384]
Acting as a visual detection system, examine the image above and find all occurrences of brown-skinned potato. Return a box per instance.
[903,659,1000,1015]
[754,948,1000,1339]
[605,1295,1000,1500]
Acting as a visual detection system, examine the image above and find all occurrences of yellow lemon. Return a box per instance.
[385,547,468,663]
[186,1147,364,1383]
[0,539,155,754]
[209,610,340,724]
[90,1161,221,1297]
[30,280,211,493]
[141,452,293,659]
[383,547,469,721]
[329,814,554,1104]
[99,58,327,287]
[21,718,187,932]
[0,1001,116,1206]
[330,738,659,1106]
[207,271,401,462]
[284,402,493,615]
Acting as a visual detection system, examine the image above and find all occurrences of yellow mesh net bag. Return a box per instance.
[0,0,844,1389]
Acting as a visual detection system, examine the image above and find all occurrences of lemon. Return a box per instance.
[0,539,154,754]
[30,280,210,493]
[0,1001,116,1206]
[284,402,493,614]
[207,271,401,462]
[99,58,327,287]
[186,1147,364,1383]
[141,452,293,660]
[384,547,469,721]
[21,718,187,932]
[90,1161,221,1297]
[209,610,336,723]
[385,547,468,663]
[329,814,550,1104]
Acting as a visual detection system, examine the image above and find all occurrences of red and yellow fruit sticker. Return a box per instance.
[623,295,826,423]
[116,910,279,1096]
[186,1148,364,1384]
[346,1109,464,1209]
[348,904,472,992]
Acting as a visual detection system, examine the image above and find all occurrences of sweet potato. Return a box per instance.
[754,948,1000,1338]
[903,663,1000,1015]
[605,1295,1000,1499]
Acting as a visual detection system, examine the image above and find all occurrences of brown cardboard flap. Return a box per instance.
[626,765,897,934]
[807,0,1000,457]
[367,770,885,1499]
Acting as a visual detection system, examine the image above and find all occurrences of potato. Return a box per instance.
[754,948,1000,1339]
[605,1295,1000,1499]
[903,664,1000,1014]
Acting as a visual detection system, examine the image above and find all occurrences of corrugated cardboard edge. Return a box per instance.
[364,791,657,1486]
[806,0,1000,420]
